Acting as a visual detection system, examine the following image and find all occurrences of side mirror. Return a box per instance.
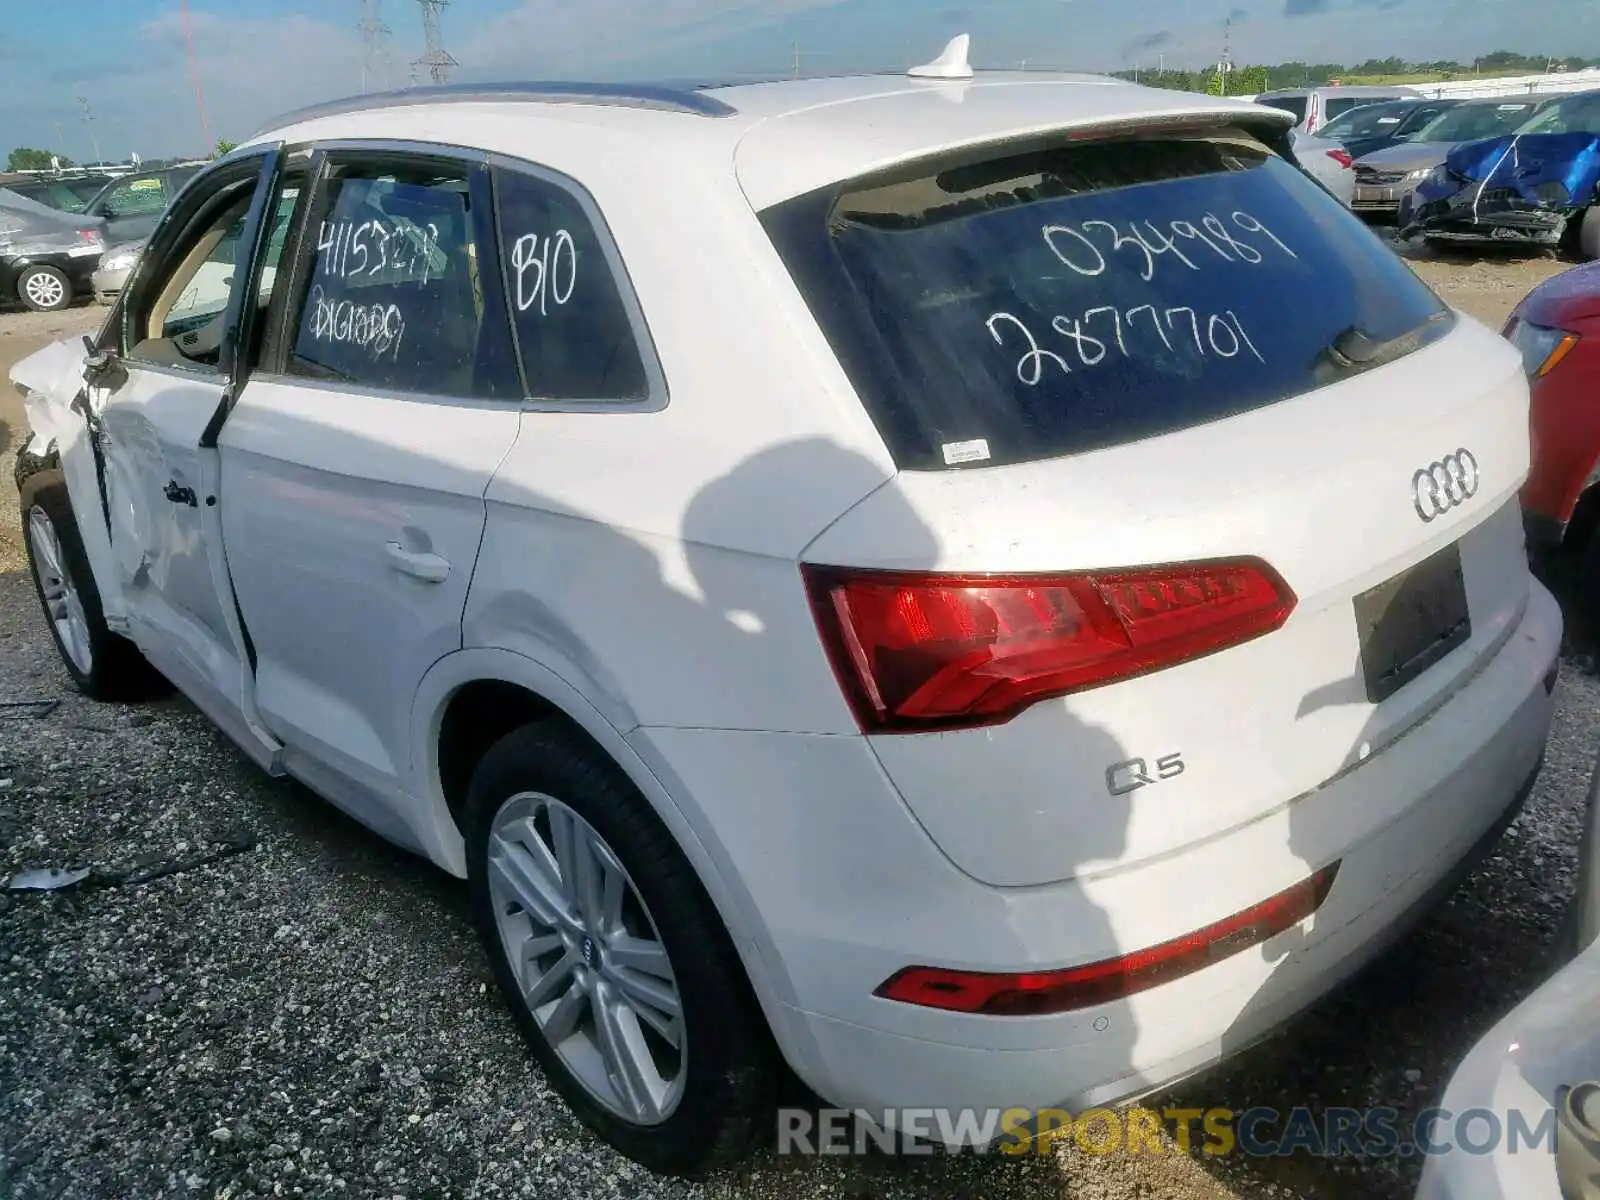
[82,334,127,391]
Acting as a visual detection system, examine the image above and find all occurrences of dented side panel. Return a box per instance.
[10,338,127,627]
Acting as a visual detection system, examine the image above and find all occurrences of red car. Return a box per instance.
[1510,262,1600,579]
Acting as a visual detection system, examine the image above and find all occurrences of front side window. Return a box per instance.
[492,167,650,401]
[765,127,1451,470]
[125,180,256,368]
[286,161,516,399]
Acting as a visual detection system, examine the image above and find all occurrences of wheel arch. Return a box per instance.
[14,438,64,512]
[409,647,810,1069]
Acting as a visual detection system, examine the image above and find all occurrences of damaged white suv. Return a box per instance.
[12,55,1561,1174]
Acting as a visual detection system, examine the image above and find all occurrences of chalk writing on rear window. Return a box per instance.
[985,210,1290,385]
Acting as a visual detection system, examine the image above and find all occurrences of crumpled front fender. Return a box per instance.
[1402,132,1600,242]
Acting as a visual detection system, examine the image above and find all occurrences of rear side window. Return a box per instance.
[1259,97,1308,123]
[491,167,651,401]
[286,162,518,399]
[1322,98,1376,121]
[764,128,1451,470]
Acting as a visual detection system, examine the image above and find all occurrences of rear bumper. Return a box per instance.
[631,581,1561,1120]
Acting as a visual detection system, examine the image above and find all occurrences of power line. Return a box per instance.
[76,95,103,167]
[413,0,458,86]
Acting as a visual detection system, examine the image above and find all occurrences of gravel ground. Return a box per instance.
[0,247,1593,1200]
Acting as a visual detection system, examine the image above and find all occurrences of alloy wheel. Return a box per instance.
[27,505,93,675]
[487,792,686,1125]
[23,272,65,309]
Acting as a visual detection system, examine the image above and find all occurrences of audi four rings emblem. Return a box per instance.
[1412,449,1480,523]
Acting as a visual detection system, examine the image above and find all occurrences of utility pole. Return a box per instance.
[412,0,457,85]
[180,0,214,153]
[76,95,102,167]
[1218,12,1235,96]
[793,40,801,78]
[360,0,394,92]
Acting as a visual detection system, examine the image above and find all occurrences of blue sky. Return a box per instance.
[3,0,1595,160]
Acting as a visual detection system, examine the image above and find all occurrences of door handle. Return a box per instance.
[384,541,451,583]
[163,480,197,507]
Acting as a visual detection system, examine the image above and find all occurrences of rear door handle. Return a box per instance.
[384,541,451,583]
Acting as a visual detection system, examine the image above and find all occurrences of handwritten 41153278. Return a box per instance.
[985,209,1295,386]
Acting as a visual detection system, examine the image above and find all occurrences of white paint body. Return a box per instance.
[11,73,1561,1128]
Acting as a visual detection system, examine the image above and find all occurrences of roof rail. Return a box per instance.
[251,81,737,138]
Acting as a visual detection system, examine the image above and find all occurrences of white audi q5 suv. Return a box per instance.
[12,44,1561,1173]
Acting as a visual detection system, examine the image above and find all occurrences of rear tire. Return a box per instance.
[1580,207,1600,262]
[1578,526,1600,643]
[17,265,71,312]
[463,722,776,1174]
[22,484,169,701]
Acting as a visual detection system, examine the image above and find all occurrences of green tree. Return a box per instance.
[1233,65,1270,94]
[213,138,238,158]
[6,147,74,172]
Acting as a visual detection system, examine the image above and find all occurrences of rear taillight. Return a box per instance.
[1327,148,1354,169]
[75,228,103,247]
[803,559,1296,733]
[875,863,1339,1016]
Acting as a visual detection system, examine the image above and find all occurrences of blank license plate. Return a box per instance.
[1354,543,1471,704]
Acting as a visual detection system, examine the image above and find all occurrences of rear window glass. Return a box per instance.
[1416,101,1539,142]
[764,128,1450,470]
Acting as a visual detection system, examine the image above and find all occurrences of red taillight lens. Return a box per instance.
[875,864,1339,1016]
[75,228,103,247]
[803,559,1295,733]
[1327,149,1354,169]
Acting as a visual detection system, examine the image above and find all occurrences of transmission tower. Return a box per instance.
[412,0,457,86]
[359,0,394,92]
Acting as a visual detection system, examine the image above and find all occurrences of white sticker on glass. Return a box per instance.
[942,438,992,465]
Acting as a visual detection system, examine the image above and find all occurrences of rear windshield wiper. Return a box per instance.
[1315,311,1455,380]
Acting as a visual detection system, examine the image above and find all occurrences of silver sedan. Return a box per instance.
[91,239,145,306]
[1289,128,1357,208]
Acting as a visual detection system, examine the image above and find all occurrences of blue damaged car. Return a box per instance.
[1402,89,1600,258]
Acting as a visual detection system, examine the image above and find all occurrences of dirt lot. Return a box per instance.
[0,246,1591,1200]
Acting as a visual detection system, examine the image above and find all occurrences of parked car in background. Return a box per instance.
[1414,748,1600,1200]
[3,173,119,215]
[1353,96,1551,222]
[1288,126,1357,206]
[0,187,106,310]
[1318,97,1459,160]
[1510,262,1600,600]
[1404,89,1600,256]
[91,240,144,305]
[1255,84,1421,135]
[81,164,205,245]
